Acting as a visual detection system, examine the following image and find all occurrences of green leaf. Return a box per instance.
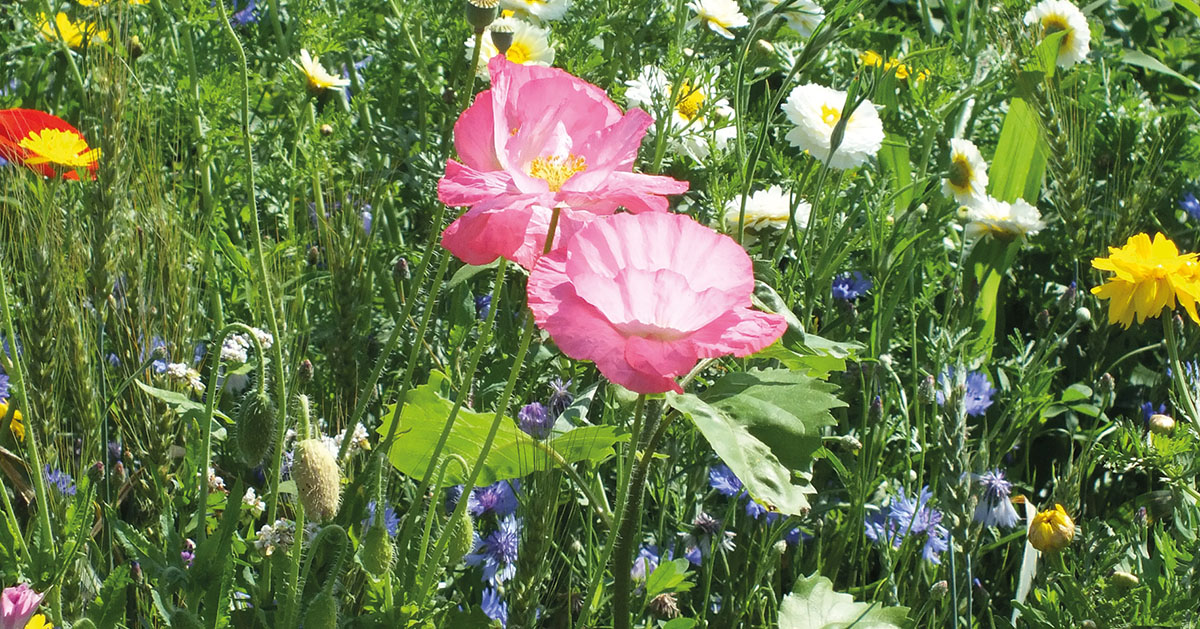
[87,566,132,628]
[1173,0,1200,20]
[987,98,1046,204]
[134,380,230,422]
[1121,50,1200,93]
[447,259,501,288]
[645,558,694,599]
[779,573,910,628]
[666,369,844,515]
[378,373,623,485]
[878,136,913,214]
[662,619,699,629]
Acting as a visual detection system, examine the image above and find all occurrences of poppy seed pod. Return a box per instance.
[1028,503,1075,552]
[490,21,515,55]
[292,439,341,522]
[465,0,499,33]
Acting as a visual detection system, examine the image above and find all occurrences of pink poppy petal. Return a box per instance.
[453,92,503,172]
[437,159,516,207]
[441,202,537,266]
[688,308,787,358]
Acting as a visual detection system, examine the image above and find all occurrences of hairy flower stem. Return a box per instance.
[611,406,676,629]
[1163,317,1200,430]
[0,260,57,622]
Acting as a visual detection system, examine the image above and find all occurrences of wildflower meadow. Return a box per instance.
[3,0,1200,626]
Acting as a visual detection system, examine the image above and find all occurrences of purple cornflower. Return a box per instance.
[481,587,508,627]
[1181,193,1200,221]
[362,500,401,537]
[467,480,520,517]
[936,368,995,417]
[864,486,949,564]
[744,498,780,523]
[465,514,521,585]
[181,539,196,567]
[475,295,492,320]
[831,272,872,301]
[972,469,1020,528]
[44,465,77,496]
[631,544,663,582]
[708,464,744,498]
[681,513,736,566]
[518,402,553,439]
[548,378,573,417]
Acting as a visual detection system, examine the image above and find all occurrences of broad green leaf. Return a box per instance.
[755,342,848,378]
[966,237,1022,359]
[878,136,912,214]
[378,373,623,485]
[645,558,694,599]
[1174,0,1200,20]
[447,259,501,288]
[87,566,132,628]
[779,573,910,628]
[134,380,230,422]
[666,369,844,515]
[1121,50,1200,93]
[662,619,699,629]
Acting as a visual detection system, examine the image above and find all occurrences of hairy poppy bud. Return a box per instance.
[447,507,475,563]
[360,521,394,578]
[1028,503,1075,552]
[236,391,276,465]
[292,439,341,522]
[303,591,338,629]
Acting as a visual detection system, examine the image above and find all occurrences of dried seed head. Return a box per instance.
[292,439,341,522]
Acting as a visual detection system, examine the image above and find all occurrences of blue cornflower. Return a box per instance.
[193,342,207,365]
[1141,402,1167,426]
[108,441,123,461]
[362,500,401,537]
[44,465,77,496]
[831,272,872,301]
[784,527,804,546]
[864,486,949,564]
[548,378,573,417]
[518,402,553,439]
[744,498,780,523]
[972,469,1019,528]
[140,336,169,374]
[230,0,257,25]
[936,368,995,417]
[0,373,9,399]
[475,295,493,320]
[465,514,521,585]
[361,209,373,236]
[1180,192,1200,221]
[681,512,736,566]
[630,544,663,582]
[708,464,744,498]
[468,480,520,517]
[481,587,508,627]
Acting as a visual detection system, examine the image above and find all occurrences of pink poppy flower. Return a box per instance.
[439,56,689,269]
[527,212,786,394]
[1,583,44,629]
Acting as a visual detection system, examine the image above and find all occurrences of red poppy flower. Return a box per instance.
[0,109,100,180]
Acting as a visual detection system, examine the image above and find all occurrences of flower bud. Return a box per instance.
[292,439,341,522]
[1149,413,1175,435]
[648,593,681,619]
[129,35,144,61]
[465,0,499,33]
[236,391,277,465]
[1097,372,1114,397]
[88,461,105,484]
[394,257,411,281]
[1057,282,1077,312]
[1075,306,1091,325]
[299,359,314,383]
[838,435,862,452]
[930,580,948,598]
[1036,309,1051,330]
[917,375,936,405]
[319,124,333,136]
[1110,570,1139,589]
[1028,503,1075,552]
[303,590,338,629]
[1080,621,1097,629]
[307,245,320,266]
[360,521,394,578]
[447,507,475,563]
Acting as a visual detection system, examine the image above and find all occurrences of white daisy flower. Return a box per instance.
[688,0,749,39]
[763,0,824,38]
[942,138,989,205]
[1023,0,1090,68]
[724,186,810,231]
[781,83,884,169]
[625,65,736,162]
[293,49,350,92]
[963,196,1044,239]
[243,487,266,518]
[468,17,555,79]
[501,0,571,21]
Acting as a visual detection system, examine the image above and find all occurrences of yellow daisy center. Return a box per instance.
[529,154,586,192]
[948,154,973,191]
[1041,15,1074,47]
[506,42,532,64]
[18,128,101,169]
[674,82,706,121]
[820,105,841,127]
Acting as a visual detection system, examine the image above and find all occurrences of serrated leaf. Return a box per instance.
[666,369,845,515]
[645,558,694,599]
[779,573,909,628]
[378,373,623,485]
[88,565,132,628]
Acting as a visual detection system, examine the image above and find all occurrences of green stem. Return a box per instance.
[1163,316,1200,431]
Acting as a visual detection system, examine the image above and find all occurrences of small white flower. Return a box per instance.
[293,49,350,91]
[763,0,824,38]
[942,138,989,205]
[468,17,555,79]
[625,65,736,162]
[963,196,1044,239]
[165,362,189,380]
[250,327,273,350]
[781,83,884,169]
[1023,0,1090,68]
[185,368,205,394]
[724,186,810,232]
[243,487,266,518]
[207,467,227,493]
[688,0,749,39]
[501,0,571,21]
[221,335,250,364]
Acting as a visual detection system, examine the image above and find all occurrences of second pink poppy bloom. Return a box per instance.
[527,212,786,394]
[0,584,44,629]
[439,56,689,269]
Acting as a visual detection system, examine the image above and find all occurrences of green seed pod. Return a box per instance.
[236,390,276,465]
[292,439,341,522]
[360,521,394,577]
[168,610,205,629]
[447,507,475,564]
[303,590,338,629]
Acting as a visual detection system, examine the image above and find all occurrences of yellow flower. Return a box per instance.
[19,128,101,169]
[1027,503,1075,552]
[293,49,350,92]
[860,50,883,67]
[1090,232,1200,328]
[25,614,53,629]
[2,400,24,443]
[38,12,109,49]
[78,0,148,5]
